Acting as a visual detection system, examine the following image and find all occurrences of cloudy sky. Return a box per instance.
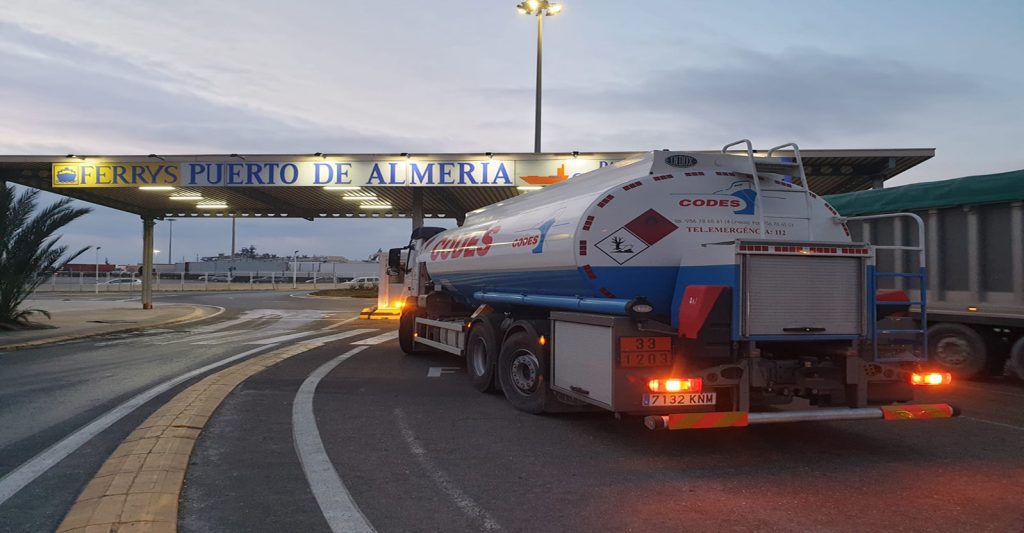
[2,0,1022,264]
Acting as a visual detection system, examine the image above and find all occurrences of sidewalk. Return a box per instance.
[0,299,220,351]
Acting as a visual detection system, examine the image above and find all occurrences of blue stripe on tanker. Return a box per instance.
[436,264,739,329]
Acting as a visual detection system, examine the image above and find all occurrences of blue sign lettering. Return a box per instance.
[438,163,454,185]
[411,163,433,185]
[493,163,511,185]
[367,163,385,185]
[281,163,298,184]
[388,162,403,184]
[335,163,352,184]
[313,162,332,185]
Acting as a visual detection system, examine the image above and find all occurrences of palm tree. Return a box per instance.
[0,183,91,328]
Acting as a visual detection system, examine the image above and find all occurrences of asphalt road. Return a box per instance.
[180,320,1024,533]
[3,292,1022,532]
[0,291,366,532]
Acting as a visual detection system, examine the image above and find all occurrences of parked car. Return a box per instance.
[304,276,338,283]
[338,276,379,289]
[99,278,141,286]
[198,274,233,282]
[251,276,277,284]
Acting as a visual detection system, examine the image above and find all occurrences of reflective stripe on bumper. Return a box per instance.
[644,403,959,430]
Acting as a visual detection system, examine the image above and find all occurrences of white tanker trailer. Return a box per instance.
[389,140,959,430]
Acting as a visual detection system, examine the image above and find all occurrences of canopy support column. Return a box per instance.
[411,188,424,230]
[142,216,155,309]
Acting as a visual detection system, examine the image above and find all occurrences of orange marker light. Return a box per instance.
[648,378,701,393]
[910,372,951,386]
[538,335,547,346]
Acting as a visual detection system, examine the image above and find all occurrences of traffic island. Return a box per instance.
[0,300,222,352]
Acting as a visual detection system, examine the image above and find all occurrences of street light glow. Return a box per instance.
[516,0,561,16]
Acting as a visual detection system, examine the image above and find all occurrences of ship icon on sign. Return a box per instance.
[56,167,79,184]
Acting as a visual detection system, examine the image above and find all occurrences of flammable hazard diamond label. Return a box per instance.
[625,209,678,246]
[596,228,649,264]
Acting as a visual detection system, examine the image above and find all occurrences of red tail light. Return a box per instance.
[910,372,951,386]
[648,378,702,393]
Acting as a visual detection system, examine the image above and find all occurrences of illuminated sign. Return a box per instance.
[51,157,619,188]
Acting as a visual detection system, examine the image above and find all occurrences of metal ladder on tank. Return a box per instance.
[722,140,815,239]
[844,213,929,363]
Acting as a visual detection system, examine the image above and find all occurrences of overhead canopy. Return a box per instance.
[0,148,933,220]
[826,168,1024,216]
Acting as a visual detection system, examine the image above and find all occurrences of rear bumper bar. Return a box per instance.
[644,403,960,430]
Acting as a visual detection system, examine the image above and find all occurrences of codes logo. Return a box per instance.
[510,218,555,254]
[677,181,757,215]
[430,226,501,261]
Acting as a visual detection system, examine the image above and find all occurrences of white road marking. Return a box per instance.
[963,416,1024,432]
[0,344,279,506]
[156,329,254,345]
[394,408,501,531]
[244,330,322,345]
[427,367,461,377]
[190,316,252,333]
[325,316,362,330]
[194,330,291,345]
[292,346,375,533]
[353,331,400,345]
[308,329,378,344]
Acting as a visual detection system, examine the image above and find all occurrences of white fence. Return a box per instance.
[34,272,375,293]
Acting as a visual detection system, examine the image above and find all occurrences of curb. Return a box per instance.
[56,337,329,532]
[290,291,378,300]
[0,305,225,352]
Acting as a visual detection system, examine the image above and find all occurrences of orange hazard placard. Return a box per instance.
[619,336,671,367]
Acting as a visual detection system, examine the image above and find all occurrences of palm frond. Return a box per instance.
[0,184,91,325]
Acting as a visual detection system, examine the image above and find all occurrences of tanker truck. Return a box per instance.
[389,140,958,430]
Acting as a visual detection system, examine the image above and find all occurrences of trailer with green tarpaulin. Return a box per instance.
[827,169,1024,379]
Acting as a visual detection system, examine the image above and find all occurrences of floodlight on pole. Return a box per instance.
[516,0,563,153]
[94,245,102,294]
[167,218,177,265]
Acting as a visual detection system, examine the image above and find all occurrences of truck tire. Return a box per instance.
[399,310,419,355]
[928,323,987,379]
[498,331,551,414]
[466,320,500,393]
[1006,336,1024,381]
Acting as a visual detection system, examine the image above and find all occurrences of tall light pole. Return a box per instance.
[516,0,563,153]
[94,245,102,294]
[167,218,177,265]
[292,250,299,289]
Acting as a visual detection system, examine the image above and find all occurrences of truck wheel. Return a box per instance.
[928,323,987,379]
[1006,336,1024,381]
[466,320,500,393]
[498,331,551,414]
[399,310,419,355]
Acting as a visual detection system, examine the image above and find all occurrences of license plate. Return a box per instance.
[643,392,717,407]
[620,336,672,367]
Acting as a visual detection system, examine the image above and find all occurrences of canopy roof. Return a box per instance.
[825,168,1024,216]
[0,148,933,220]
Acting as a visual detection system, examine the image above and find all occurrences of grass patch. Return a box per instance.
[310,288,378,298]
